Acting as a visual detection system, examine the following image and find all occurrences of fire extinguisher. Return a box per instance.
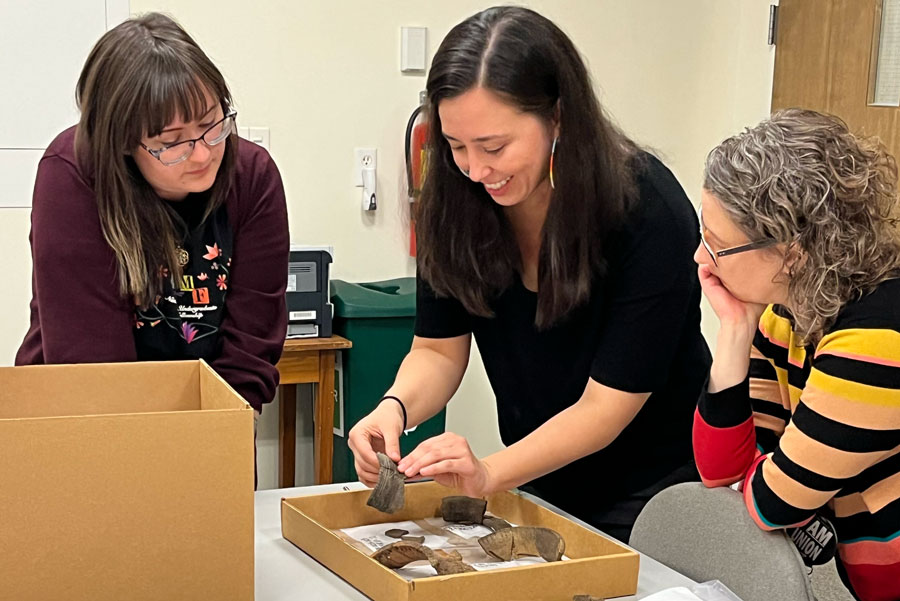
[405,91,428,257]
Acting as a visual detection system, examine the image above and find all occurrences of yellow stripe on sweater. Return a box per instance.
[816,328,900,364]
[807,369,900,414]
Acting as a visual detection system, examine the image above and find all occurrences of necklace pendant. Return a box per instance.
[175,246,189,267]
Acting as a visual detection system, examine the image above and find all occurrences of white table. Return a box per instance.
[255,483,697,600]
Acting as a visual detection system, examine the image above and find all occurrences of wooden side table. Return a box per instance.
[276,335,352,487]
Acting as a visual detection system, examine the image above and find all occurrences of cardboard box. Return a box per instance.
[281,481,639,600]
[0,360,255,601]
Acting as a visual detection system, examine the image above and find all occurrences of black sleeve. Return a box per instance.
[589,158,702,393]
[414,273,473,339]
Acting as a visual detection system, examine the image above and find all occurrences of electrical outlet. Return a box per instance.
[353,147,377,185]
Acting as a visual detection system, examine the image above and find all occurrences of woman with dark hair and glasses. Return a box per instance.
[693,109,900,601]
[348,6,710,542]
[17,14,289,422]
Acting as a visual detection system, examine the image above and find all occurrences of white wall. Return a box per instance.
[0,0,129,367]
[1,0,775,489]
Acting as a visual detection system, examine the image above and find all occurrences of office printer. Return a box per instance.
[286,245,333,338]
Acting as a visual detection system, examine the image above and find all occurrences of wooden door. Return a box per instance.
[772,0,900,159]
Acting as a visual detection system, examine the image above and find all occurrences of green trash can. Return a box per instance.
[330,277,447,483]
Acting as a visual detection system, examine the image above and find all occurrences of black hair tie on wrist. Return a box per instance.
[381,395,407,432]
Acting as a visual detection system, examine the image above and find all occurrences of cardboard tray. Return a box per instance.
[281,481,639,600]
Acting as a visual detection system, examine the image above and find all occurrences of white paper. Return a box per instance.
[340,520,446,552]
[442,522,493,539]
[641,587,704,601]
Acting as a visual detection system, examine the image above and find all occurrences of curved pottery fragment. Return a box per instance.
[478,526,565,562]
[440,495,487,524]
[431,549,476,574]
[366,453,405,513]
[372,541,433,568]
[371,541,476,575]
[482,516,512,532]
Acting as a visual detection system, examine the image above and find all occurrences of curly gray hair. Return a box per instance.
[704,108,900,346]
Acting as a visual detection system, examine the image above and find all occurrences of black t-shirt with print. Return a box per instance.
[133,194,233,361]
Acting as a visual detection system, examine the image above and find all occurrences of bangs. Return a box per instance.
[136,48,230,140]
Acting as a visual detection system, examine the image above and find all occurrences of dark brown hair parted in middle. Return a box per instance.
[417,6,639,328]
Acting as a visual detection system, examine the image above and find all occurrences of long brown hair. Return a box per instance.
[75,12,236,307]
[418,6,638,328]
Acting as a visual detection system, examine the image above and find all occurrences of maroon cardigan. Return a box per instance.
[16,127,289,412]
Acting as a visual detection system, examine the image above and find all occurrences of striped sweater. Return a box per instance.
[693,278,900,601]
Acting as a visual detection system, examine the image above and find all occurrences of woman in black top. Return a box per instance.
[348,6,710,541]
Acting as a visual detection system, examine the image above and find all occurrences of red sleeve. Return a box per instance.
[692,377,761,487]
[213,144,289,412]
[16,152,137,365]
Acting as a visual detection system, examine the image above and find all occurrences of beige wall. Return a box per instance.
[0,212,32,364]
[1,0,775,488]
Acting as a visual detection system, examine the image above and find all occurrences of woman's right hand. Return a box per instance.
[698,264,766,340]
[698,264,768,392]
[347,398,406,487]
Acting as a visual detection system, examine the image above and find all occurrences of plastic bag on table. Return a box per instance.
[640,580,743,601]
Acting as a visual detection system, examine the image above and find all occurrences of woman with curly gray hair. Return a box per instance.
[692,109,900,601]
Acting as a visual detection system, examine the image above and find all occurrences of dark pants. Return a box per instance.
[523,461,700,544]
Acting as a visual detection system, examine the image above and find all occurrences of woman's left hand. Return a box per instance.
[397,432,495,498]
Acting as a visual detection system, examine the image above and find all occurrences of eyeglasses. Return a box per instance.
[698,205,773,266]
[140,110,237,166]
